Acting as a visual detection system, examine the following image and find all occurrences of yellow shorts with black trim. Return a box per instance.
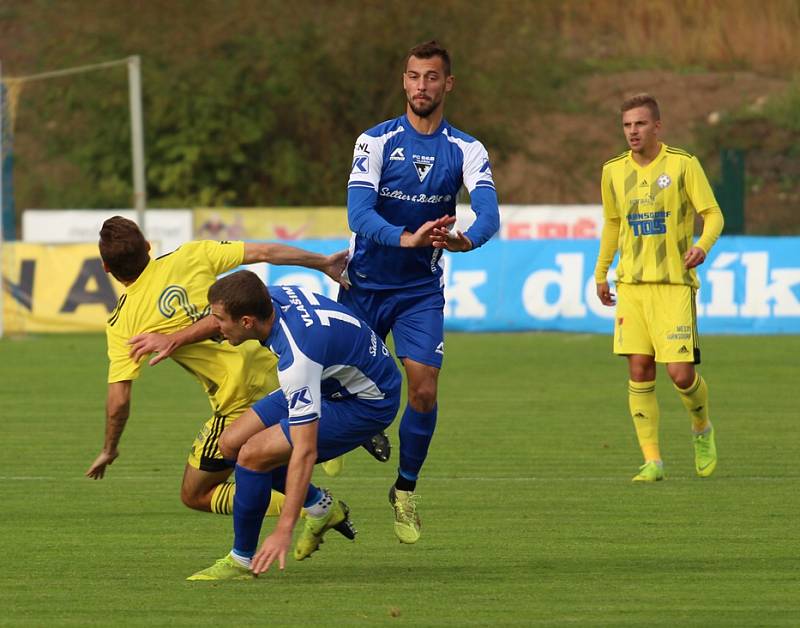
[613,283,700,364]
[187,414,236,472]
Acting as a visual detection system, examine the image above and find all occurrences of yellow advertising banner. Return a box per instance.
[193,207,350,240]
[2,242,123,333]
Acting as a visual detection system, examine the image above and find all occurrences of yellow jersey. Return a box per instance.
[106,240,278,418]
[598,143,720,288]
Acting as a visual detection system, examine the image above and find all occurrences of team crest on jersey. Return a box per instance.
[412,154,435,182]
[657,174,672,189]
[389,147,405,161]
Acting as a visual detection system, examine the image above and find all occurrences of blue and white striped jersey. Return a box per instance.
[347,115,500,290]
[261,285,402,426]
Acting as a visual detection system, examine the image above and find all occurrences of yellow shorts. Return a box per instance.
[187,414,237,472]
[613,283,700,364]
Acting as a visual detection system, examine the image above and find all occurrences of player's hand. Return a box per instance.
[430,226,473,252]
[128,333,175,366]
[251,529,292,575]
[323,250,351,290]
[86,449,119,479]
[684,246,706,269]
[400,215,456,248]
[596,282,616,306]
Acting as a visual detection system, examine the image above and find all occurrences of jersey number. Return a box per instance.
[313,309,362,328]
[158,285,209,322]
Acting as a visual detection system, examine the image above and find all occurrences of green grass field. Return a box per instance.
[1,332,798,626]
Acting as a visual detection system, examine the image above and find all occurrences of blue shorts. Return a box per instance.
[338,285,445,368]
[252,389,400,462]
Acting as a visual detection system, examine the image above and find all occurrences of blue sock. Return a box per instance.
[232,464,273,558]
[398,404,438,481]
[268,465,322,507]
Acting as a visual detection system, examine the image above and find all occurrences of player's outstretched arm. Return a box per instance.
[251,421,319,575]
[86,380,132,479]
[128,315,221,366]
[243,244,349,288]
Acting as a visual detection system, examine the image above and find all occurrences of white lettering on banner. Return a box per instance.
[698,253,738,317]
[739,252,800,317]
[443,262,488,318]
[522,253,587,319]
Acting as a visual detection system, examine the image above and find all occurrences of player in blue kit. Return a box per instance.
[173,271,402,579]
[343,40,500,543]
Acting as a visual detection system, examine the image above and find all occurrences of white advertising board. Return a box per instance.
[22,209,193,255]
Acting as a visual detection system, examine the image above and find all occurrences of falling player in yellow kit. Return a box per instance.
[594,94,724,482]
[86,216,349,516]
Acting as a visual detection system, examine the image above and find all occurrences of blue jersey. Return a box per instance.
[261,285,402,426]
[346,115,499,290]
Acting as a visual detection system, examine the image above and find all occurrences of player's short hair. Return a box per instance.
[208,270,274,322]
[98,216,150,282]
[621,93,661,120]
[406,40,451,76]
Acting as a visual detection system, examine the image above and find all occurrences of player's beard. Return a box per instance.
[408,94,440,118]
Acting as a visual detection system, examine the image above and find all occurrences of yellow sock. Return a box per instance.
[210,482,285,517]
[675,373,710,433]
[629,380,660,462]
[210,481,235,515]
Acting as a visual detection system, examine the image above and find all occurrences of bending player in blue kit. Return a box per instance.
[172,271,402,579]
[343,40,500,543]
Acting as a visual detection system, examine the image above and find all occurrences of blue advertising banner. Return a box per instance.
[247,237,800,335]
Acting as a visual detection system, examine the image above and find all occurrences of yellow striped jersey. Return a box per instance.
[600,143,720,288]
[106,240,278,418]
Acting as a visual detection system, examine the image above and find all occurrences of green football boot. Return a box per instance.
[632,460,664,482]
[186,554,252,581]
[389,486,421,544]
[693,425,717,477]
[321,456,344,477]
[294,492,354,560]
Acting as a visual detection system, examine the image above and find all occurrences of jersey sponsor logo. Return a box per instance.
[356,142,370,154]
[379,187,452,204]
[657,174,672,189]
[369,330,391,357]
[678,345,690,354]
[668,325,691,340]
[627,210,670,237]
[389,147,405,161]
[412,154,435,182]
[351,156,369,174]
[288,386,313,410]
[639,179,648,187]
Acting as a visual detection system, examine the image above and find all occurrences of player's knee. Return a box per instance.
[218,429,239,461]
[180,484,206,511]
[408,384,437,413]
[237,439,275,471]
[670,369,695,389]
[629,359,656,381]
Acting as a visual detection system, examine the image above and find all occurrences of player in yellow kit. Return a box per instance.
[594,94,724,482]
[86,216,349,517]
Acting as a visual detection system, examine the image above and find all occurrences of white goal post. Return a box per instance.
[0,56,146,338]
